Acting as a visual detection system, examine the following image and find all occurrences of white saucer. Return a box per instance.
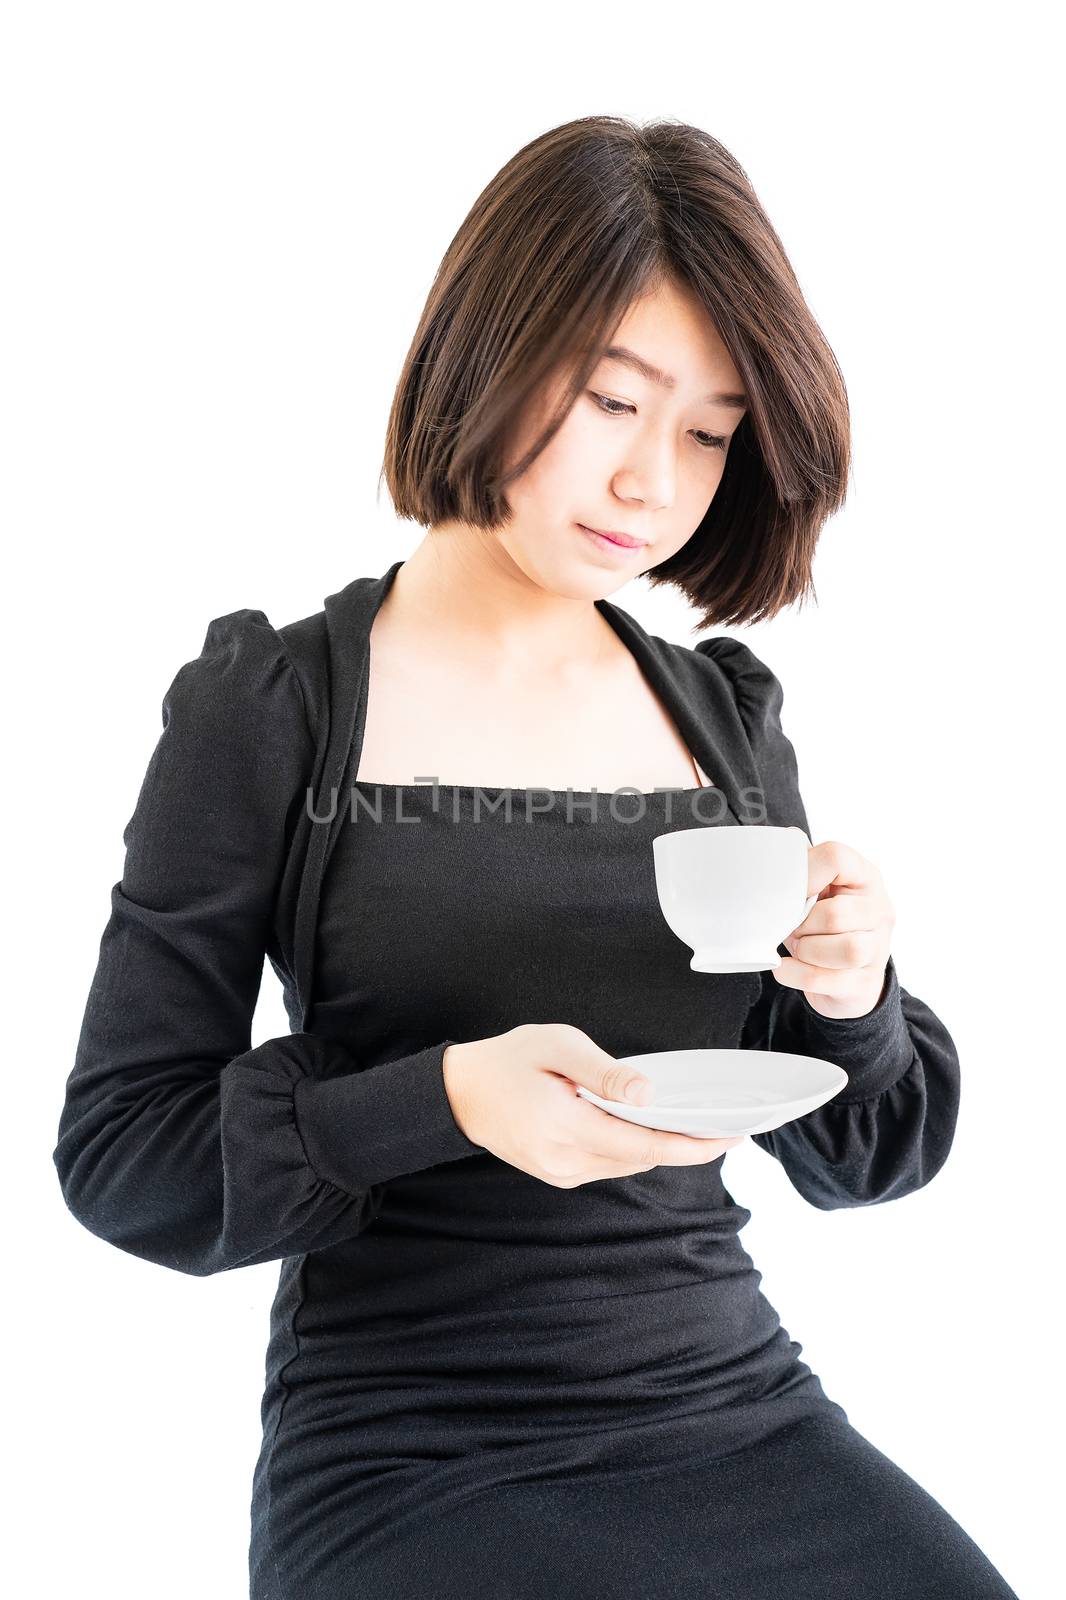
[575,1048,849,1137]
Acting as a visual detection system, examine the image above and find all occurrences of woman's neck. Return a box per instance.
[382,528,618,676]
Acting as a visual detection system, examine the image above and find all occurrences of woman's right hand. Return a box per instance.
[442,1023,745,1188]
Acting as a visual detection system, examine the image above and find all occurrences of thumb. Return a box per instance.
[556,1032,656,1105]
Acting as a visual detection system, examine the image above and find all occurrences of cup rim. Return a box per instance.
[653,823,809,845]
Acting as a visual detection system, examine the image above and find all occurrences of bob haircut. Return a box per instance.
[379,115,850,629]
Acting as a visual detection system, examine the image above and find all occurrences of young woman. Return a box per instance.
[54,116,1019,1598]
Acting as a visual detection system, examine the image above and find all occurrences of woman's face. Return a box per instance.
[498,276,748,600]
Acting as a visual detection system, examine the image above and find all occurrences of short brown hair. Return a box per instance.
[379,115,850,628]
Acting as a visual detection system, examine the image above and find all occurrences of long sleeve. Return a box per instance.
[53,610,482,1277]
[697,635,961,1210]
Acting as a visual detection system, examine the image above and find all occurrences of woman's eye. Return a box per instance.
[588,392,727,451]
[590,391,633,418]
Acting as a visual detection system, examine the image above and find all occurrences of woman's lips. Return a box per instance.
[577,523,648,552]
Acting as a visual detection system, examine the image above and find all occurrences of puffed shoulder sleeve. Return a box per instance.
[697,633,961,1211]
[53,610,482,1277]
[695,635,810,834]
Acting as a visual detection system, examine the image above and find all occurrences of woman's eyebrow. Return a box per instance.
[602,345,748,408]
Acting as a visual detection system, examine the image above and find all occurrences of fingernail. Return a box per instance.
[624,1078,648,1102]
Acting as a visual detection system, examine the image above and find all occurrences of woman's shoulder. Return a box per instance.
[688,633,787,723]
[175,566,391,763]
[629,615,788,733]
[597,593,791,746]
[163,604,324,764]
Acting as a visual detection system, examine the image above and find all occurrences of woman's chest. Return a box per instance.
[312,789,755,1060]
[354,645,713,793]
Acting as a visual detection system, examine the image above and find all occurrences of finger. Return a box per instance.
[785,929,880,969]
[570,1095,741,1165]
[566,1139,742,1181]
[772,954,885,996]
[807,840,878,897]
[789,893,880,940]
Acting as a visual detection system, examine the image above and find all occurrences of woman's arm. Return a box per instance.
[52,610,482,1277]
[738,953,960,1208]
[695,635,961,1210]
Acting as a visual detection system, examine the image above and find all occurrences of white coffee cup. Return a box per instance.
[652,824,818,973]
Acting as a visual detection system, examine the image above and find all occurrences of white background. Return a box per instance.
[7,3,1061,1596]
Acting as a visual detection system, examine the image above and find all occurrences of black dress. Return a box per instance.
[53,562,1020,1598]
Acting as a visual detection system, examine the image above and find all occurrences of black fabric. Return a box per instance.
[320,1411,1019,1600]
[53,560,1017,1597]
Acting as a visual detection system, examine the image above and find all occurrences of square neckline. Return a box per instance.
[294,562,752,1017]
[351,565,717,800]
[350,778,711,797]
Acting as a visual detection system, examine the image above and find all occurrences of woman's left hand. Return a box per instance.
[773,840,896,1019]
